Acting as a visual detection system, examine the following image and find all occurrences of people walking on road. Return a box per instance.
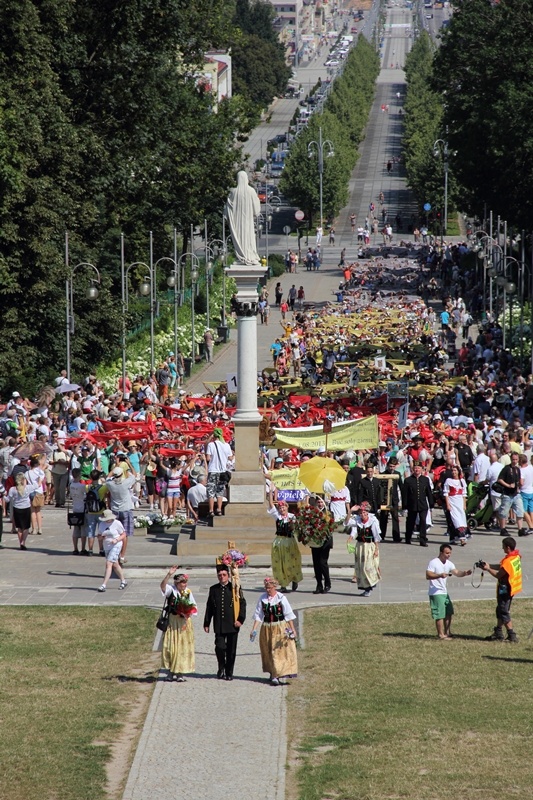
[160,566,197,682]
[350,212,356,233]
[97,509,127,592]
[402,462,434,546]
[288,285,297,312]
[345,502,381,597]
[203,564,246,680]
[266,492,302,592]
[250,577,298,686]
[8,472,32,551]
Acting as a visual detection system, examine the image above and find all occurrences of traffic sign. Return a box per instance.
[295,210,305,221]
[423,202,431,211]
[283,225,291,235]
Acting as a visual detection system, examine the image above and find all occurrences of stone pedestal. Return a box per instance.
[225,260,267,503]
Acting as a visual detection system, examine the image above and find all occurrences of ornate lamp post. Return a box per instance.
[308,127,334,227]
[65,232,101,382]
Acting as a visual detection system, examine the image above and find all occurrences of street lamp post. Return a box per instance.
[433,137,449,241]
[65,232,101,383]
[178,252,200,361]
[154,256,180,365]
[120,252,154,388]
[308,127,334,228]
[209,226,232,328]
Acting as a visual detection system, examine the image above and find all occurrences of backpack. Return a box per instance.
[85,486,104,514]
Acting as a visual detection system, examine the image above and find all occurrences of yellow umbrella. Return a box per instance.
[298,456,347,494]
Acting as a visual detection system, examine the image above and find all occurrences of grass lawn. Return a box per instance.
[287,600,533,800]
[0,607,158,800]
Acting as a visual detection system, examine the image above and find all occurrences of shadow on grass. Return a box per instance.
[383,632,488,642]
[482,655,533,665]
[106,673,158,684]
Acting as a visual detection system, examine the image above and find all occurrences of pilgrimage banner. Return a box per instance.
[269,467,308,503]
[273,416,379,451]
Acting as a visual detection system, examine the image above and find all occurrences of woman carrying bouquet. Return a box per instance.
[266,492,303,592]
[250,577,298,686]
[160,565,197,682]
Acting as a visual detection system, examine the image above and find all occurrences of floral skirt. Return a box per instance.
[271,536,303,587]
[355,542,380,589]
[162,615,195,674]
[259,620,298,679]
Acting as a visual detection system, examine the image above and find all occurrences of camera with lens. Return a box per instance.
[474,560,485,570]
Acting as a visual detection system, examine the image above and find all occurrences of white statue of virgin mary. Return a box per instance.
[225,171,261,265]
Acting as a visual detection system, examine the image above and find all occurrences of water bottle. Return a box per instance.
[250,630,257,642]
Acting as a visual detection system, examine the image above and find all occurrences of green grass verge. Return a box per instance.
[287,600,533,800]
[0,607,157,800]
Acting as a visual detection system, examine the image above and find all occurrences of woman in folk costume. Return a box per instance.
[160,565,197,682]
[345,501,382,597]
[250,577,298,686]
[266,491,303,592]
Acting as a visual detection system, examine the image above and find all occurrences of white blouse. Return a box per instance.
[253,591,296,622]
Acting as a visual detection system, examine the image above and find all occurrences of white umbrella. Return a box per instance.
[54,383,81,394]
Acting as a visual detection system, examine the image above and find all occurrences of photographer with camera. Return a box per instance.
[480,537,522,643]
[426,544,472,640]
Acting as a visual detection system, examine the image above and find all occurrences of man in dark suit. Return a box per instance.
[345,458,364,506]
[379,456,403,542]
[357,463,384,516]
[204,564,246,680]
[402,462,434,546]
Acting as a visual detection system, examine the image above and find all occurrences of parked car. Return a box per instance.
[325,58,340,67]
[267,134,287,147]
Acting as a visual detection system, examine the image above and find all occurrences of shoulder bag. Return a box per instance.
[156,596,171,632]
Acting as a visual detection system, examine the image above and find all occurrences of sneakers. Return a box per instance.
[176,675,186,682]
[270,677,280,686]
[98,585,106,593]
[485,627,504,641]
[518,530,530,537]
[119,581,128,590]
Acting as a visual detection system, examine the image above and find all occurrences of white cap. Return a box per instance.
[12,391,20,397]
[317,446,326,454]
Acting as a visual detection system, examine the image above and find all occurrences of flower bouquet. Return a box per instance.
[218,548,249,568]
[295,505,335,547]
[173,591,197,619]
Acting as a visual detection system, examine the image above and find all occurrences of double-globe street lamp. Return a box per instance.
[433,137,449,241]
[178,252,200,362]
[308,127,334,229]
[66,263,101,383]
[65,233,101,382]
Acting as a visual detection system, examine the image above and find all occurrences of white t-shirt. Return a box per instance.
[329,486,350,521]
[427,557,455,596]
[487,461,503,489]
[521,464,533,494]
[472,453,490,482]
[206,440,232,473]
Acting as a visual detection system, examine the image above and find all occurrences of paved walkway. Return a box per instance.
[3,7,530,800]
[117,6,533,799]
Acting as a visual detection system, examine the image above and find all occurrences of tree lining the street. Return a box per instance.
[279,37,380,226]
[432,0,533,230]
[0,0,276,393]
